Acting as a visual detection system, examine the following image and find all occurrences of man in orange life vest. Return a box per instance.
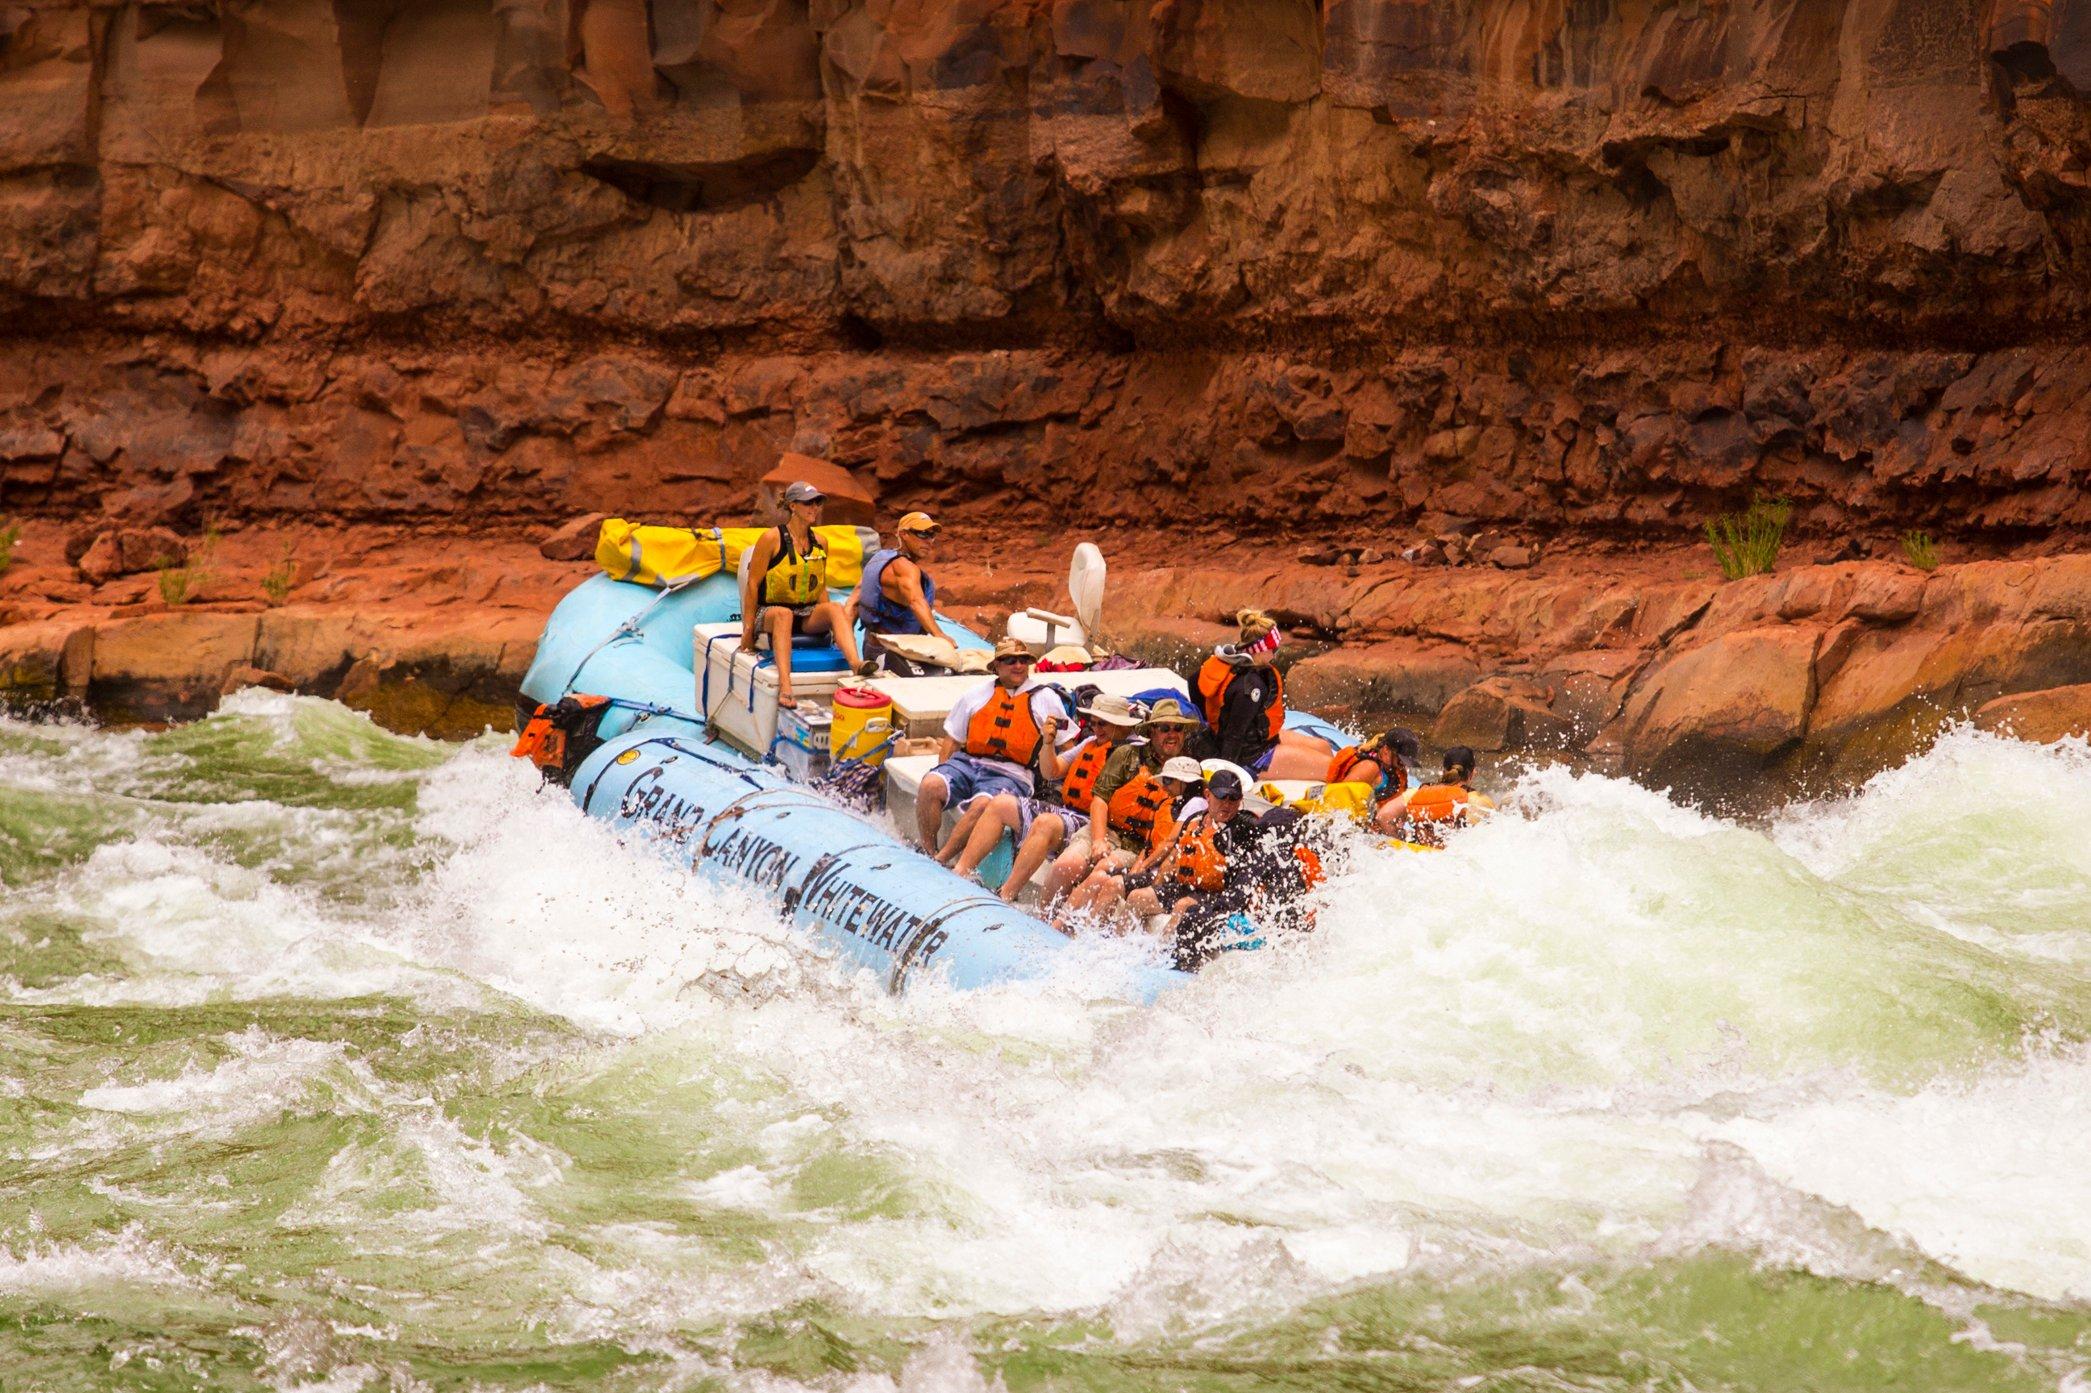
[1382,745,1497,845]
[913,637,1073,850]
[1101,771,1323,968]
[1046,697,1200,905]
[1060,754,1209,927]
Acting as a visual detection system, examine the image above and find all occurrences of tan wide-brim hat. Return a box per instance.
[991,636,1035,664]
[1142,698,1201,729]
[1081,693,1144,727]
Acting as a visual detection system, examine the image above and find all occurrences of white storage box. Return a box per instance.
[694,623,848,761]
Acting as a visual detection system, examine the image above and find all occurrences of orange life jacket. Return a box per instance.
[1171,813,1228,893]
[964,686,1043,766]
[1059,738,1110,811]
[1196,656,1285,743]
[1107,768,1173,845]
[1328,745,1406,798]
[1404,783,1472,825]
[1293,844,1324,888]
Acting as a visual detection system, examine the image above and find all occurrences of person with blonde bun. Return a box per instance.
[1192,608,1333,780]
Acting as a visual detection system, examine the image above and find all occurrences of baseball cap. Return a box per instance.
[897,511,938,534]
[783,481,824,504]
[1205,769,1245,799]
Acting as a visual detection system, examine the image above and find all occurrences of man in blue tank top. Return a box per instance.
[854,511,943,676]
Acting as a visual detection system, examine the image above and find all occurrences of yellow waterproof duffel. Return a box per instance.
[595,521,879,590]
[1261,779,1378,822]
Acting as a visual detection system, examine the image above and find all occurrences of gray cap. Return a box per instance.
[783,481,825,504]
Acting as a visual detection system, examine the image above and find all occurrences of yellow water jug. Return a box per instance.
[831,686,895,766]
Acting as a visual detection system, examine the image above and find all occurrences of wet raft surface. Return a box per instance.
[4,696,2091,1391]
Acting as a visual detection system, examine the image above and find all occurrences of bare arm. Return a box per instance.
[739,532,778,647]
[1039,723,1073,780]
[888,557,939,635]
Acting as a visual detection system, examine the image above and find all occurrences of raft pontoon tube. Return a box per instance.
[520,572,1189,1001]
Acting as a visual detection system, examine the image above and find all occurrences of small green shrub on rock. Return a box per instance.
[155,524,219,606]
[1901,530,1941,572]
[261,542,297,606]
[1704,498,1792,580]
[0,519,19,575]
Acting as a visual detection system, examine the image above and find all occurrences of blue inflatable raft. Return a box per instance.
[519,574,1193,1001]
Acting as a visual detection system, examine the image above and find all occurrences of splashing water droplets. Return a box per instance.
[3,697,2090,1388]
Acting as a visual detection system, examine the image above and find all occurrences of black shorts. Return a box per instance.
[865,634,933,677]
[761,605,817,635]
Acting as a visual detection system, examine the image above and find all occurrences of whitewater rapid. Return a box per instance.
[2,693,2088,1391]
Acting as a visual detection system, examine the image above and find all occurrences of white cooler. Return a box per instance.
[694,623,849,762]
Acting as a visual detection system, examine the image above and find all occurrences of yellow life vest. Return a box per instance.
[761,526,827,608]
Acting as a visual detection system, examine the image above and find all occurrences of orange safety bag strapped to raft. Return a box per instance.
[511,694,611,787]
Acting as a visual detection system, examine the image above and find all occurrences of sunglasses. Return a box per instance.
[906,528,941,539]
[1209,787,1244,801]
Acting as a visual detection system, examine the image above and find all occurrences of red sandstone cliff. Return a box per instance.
[4,2,2091,788]
[1,0,2087,539]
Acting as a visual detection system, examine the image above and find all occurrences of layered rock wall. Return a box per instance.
[2,0,2088,540]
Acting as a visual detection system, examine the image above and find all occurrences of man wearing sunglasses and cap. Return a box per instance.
[739,481,873,709]
[853,512,943,677]
[913,636,1075,851]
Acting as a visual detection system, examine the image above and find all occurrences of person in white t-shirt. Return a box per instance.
[912,637,1072,850]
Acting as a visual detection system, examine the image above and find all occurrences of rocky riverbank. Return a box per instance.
[5,516,2086,801]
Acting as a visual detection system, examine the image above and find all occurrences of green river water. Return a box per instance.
[2,692,2089,1391]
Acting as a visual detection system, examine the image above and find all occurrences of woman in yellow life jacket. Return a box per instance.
[1381,744,1497,846]
[738,481,873,708]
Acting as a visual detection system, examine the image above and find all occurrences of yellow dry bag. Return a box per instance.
[595,520,876,591]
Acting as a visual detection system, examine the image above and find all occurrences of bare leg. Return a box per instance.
[1264,729,1338,781]
[915,772,950,850]
[801,601,865,671]
[1044,841,1096,905]
[1064,848,1133,915]
[1062,866,1109,916]
[937,797,989,866]
[954,795,1021,877]
[765,607,798,708]
[1071,866,1133,930]
[1125,886,1169,925]
[1001,816,1068,903]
